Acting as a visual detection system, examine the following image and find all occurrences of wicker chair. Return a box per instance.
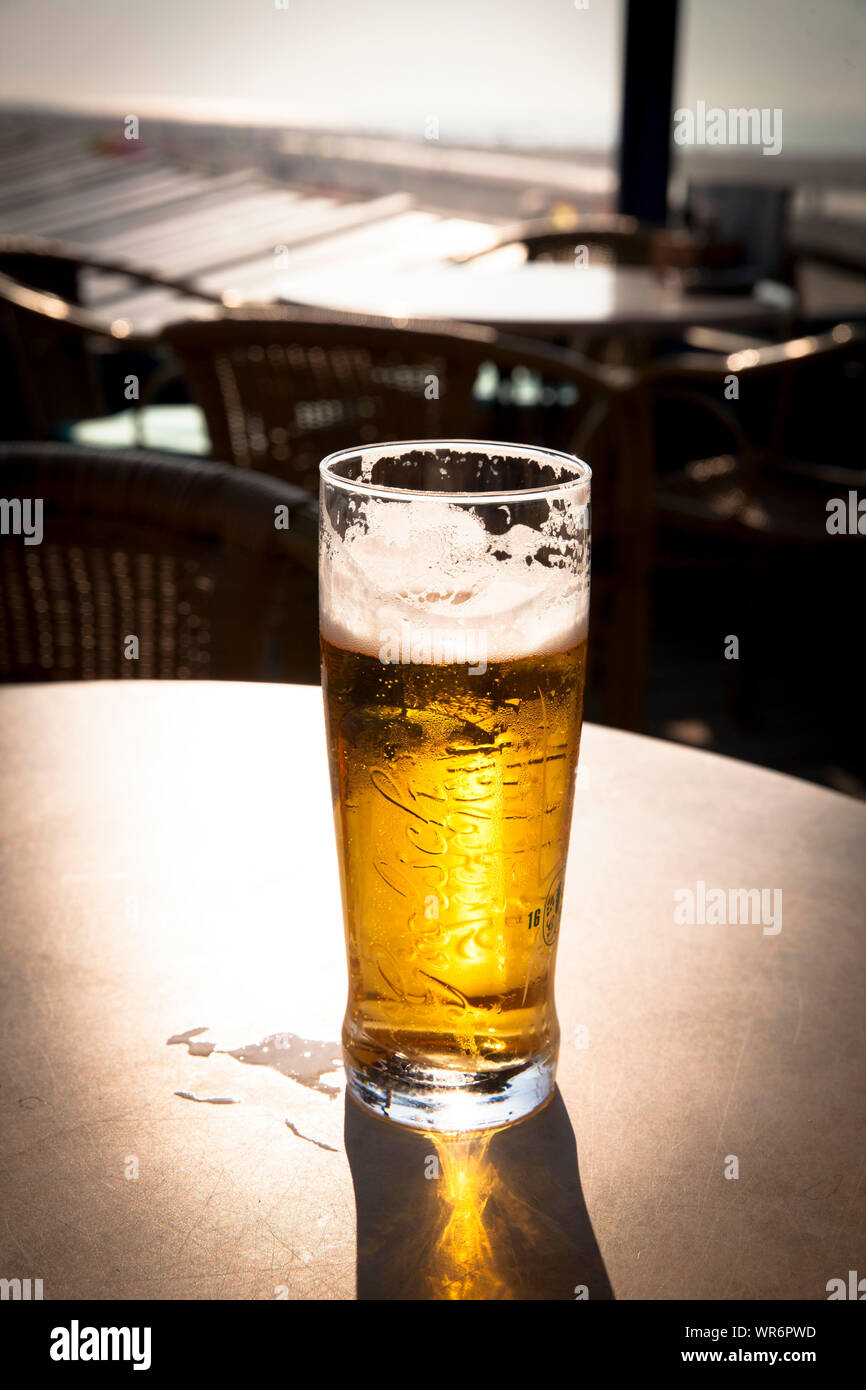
[161,309,651,728]
[452,213,750,291]
[0,234,224,308]
[0,271,152,440]
[640,323,865,728]
[645,322,866,544]
[159,308,626,492]
[0,237,223,440]
[453,214,658,268]
[0,443,318,684]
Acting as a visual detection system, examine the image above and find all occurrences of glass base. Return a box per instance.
[344,1044,557,1133]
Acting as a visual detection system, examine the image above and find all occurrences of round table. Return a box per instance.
[0,681,862,1300]
[276,262,788,341]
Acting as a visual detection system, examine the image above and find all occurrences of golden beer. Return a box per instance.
[322,638,586,1093]
[320,440,590,1129]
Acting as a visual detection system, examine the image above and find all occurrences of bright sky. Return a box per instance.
[0,0,863,151]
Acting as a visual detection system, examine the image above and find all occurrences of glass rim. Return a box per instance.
[319,439,591,504]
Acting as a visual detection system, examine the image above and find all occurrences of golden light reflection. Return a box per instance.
[410,1122,573,1300]
[782,335,817,359]
[42,293,71,321]
[427,1132,505,1299]
[726,348,761,371]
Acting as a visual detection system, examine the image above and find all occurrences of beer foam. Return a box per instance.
[320,492,589,662]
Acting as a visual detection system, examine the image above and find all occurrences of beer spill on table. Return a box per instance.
[321,489,588,1086]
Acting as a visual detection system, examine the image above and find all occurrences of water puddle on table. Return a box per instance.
[167,1026,344,1151]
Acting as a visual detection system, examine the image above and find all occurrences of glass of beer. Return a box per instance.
[320,441,590,1131]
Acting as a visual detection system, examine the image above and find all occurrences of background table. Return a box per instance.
[0,681,863,1300]
[276,262,788,340]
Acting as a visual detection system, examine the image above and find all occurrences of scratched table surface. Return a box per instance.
[0,681,863,1301]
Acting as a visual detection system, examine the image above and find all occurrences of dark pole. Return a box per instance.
[618,0,679,226]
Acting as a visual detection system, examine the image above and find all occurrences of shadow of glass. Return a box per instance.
[345,1086,613,1300]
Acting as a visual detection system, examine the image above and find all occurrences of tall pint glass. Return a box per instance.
[320,441,590,1131]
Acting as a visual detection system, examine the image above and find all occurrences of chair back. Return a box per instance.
[0,443,319,683]
[0,237,223,439]
[454,214,655,268]
[160,309,621,488]
[642,321,866,478]
[165,311,658,728]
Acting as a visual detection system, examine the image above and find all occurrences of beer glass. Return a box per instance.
[320,441,590,1131]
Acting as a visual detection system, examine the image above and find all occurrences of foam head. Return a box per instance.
[319,442,590,663]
